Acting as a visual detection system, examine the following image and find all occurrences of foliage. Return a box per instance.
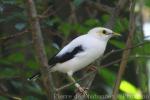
[0,0,149,100]
[145,0,150,7]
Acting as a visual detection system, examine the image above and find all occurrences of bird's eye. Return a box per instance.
[102,30,106,34]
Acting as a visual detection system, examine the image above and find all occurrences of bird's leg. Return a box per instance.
[86,66,97,72]
[67,72,88,96]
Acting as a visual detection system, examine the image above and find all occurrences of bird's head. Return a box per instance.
[87,27,121,41]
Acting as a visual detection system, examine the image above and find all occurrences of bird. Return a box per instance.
[28,27,120,95]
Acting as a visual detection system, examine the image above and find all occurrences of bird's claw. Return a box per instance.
[76,87,88,96]
[86,66,97,72]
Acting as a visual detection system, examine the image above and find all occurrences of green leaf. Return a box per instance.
[122,18,129,29]
[114,19,125,32]
[84,19,100,27]
[45,45,58,55]
[145,0,150,7]
[120,80,137,94]
[0,96,8,100]
[0,59,13,65]
[101,14,109,23]
[74,25,89,34]
[26,60,39,70]
[7,52,25,63]
[0,68,20,78]
[58,23,72,37]
[98,68,116,86]
[120,80,142,99]
[143,42,150,53]
[110,40,125,48]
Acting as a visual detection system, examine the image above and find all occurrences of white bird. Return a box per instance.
[28,27,120,94]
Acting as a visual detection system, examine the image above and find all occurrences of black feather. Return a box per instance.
[28,45,84,81]
[48,45,84,66]
[27,72,41,81]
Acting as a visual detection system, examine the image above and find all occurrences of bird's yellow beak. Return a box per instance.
[113,32,121,37]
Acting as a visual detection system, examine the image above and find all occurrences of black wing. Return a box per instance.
[28,45,84,81]
[48,45,84,66]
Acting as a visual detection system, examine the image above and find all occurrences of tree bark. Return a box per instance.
[26,0,55,99]
[112,0,136,99]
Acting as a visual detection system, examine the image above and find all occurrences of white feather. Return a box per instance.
[29,27,117,81]
[51,28,111,74]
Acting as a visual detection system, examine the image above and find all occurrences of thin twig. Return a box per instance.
[105,0,128,29]
[38,3,66,19]
[72,0,132,99]
[58,52,146,92]
[87,1,114,14]
[101,41,150,61]
[56,71,96,92]
[0,29,28,42]
[112,0,136,99]
[42,6,53,15]
[0,41,33,58]
[0,4,64,42]
[0,92,22,100]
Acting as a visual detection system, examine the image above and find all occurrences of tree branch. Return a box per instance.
[101,41,150,61]
[26,0,56,99]
[105,0,129,29]
[0,29,28,42]
[54,39,149,92]
[112,0,136,99]
[38,3,66,19]
[87,1,114,14]
[56,70,96,92]
[72,0,131,99]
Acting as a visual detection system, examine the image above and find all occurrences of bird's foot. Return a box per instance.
[75,86,88,96]
[86,66,97,72]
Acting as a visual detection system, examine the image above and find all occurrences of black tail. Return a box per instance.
[28,72,41,81]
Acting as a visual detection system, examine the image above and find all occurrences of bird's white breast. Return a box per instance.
[52,35,108,74]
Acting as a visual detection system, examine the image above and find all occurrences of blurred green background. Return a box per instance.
[0,0,150,100]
